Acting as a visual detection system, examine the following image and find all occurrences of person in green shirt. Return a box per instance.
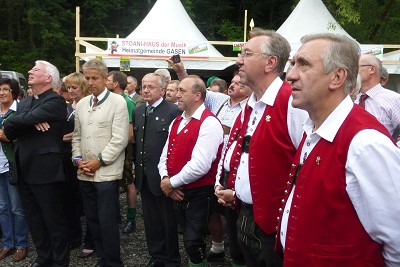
[107,71,137,234]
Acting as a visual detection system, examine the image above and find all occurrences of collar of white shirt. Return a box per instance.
[147,97,163,108]
[93,88,108,102]
[247,76,283,109]
[10,100,18,112]
[303,96,353,143]
[182,104,206,121]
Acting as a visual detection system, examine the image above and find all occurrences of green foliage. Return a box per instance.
[218,20,243,42]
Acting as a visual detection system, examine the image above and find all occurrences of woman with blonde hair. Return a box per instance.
[62,72,95,258]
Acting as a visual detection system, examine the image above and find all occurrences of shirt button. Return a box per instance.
[307,142,310,146]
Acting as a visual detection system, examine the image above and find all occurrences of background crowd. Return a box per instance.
[0,27,399,267]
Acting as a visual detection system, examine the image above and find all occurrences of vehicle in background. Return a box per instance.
[0,70,29,92]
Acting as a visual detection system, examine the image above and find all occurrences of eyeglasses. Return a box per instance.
[0,88,11,93]
[238,51,269,59]
[30,67,49,75]
[359,64,373,68]
[142,85,160,90]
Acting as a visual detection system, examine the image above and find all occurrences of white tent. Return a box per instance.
[89,0,235,71]
[276,0,399,74]
[277,0,356,53]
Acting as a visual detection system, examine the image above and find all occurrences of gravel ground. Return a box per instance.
[0,193,233,267]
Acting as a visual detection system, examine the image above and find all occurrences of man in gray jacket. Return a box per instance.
[72,59,129,267]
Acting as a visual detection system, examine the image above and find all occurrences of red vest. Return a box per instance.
[167,108,222,190]
[226,82,297,234]
[277,105,391,267]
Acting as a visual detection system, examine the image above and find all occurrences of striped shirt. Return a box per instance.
[355,84,400,135]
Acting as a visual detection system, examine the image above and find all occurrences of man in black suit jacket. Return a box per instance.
[4,60,69,267]
[134,73,180,267]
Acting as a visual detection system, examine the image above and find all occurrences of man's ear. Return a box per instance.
[194,91,202,101]
[329,67,347,91]
[264,55,278,73]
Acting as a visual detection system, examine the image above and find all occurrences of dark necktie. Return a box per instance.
[146,105,154,116]
[358,94,368,109]
[92,97,98,108]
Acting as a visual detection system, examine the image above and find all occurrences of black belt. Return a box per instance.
[239,200,253,209]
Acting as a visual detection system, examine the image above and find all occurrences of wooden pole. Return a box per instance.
[75,6,80,72]
[244,10,248,42]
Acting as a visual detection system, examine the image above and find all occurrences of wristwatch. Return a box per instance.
[72,156,82,167]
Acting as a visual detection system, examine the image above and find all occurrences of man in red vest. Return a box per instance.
[216,30,307,267]
[277,33,400,266]
[158,75,224,267]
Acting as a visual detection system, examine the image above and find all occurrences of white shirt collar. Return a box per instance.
[304,96,353,143]
[147,97,163,108]
[10,100,18,112]
[182,104,206,120]
[227,97,248,109]
[93,88,108,102]
[247,77,283,108]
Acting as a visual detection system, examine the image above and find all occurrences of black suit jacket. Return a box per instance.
[133,100,180,196]
[4,89,67,184]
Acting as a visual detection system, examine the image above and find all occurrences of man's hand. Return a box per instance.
[160,176,174,196]
[78,159,101,177]
[63,132,73,142]
[0,129,10,142]
[166,58,187,81]
[170,188,185,201]
[34,122,50,132]
[215,188,235,208]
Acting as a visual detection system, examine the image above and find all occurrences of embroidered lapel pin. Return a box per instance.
[316,156,321,166]
[184,129,188,133]
[265,115,271,122]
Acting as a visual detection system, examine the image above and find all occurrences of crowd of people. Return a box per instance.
[0,27,400,267]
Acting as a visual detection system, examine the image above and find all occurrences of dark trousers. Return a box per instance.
[82,222,95,250]
[237,202,282,267]
[80,180,123,267]
[175,185,213,264]
[225,207,246,265]
[63,155,83,247]
[18,179,70,266]
[141,178,180,266]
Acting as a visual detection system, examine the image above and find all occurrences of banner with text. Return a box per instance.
[107,39,210,58]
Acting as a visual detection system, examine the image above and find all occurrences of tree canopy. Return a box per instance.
[0,0,399,76]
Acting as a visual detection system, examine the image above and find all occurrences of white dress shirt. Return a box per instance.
[281,96,400,266]
[146,97,163,108]
[355,83,400,135]
[234,77,307,204]
[158,104,223,188]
